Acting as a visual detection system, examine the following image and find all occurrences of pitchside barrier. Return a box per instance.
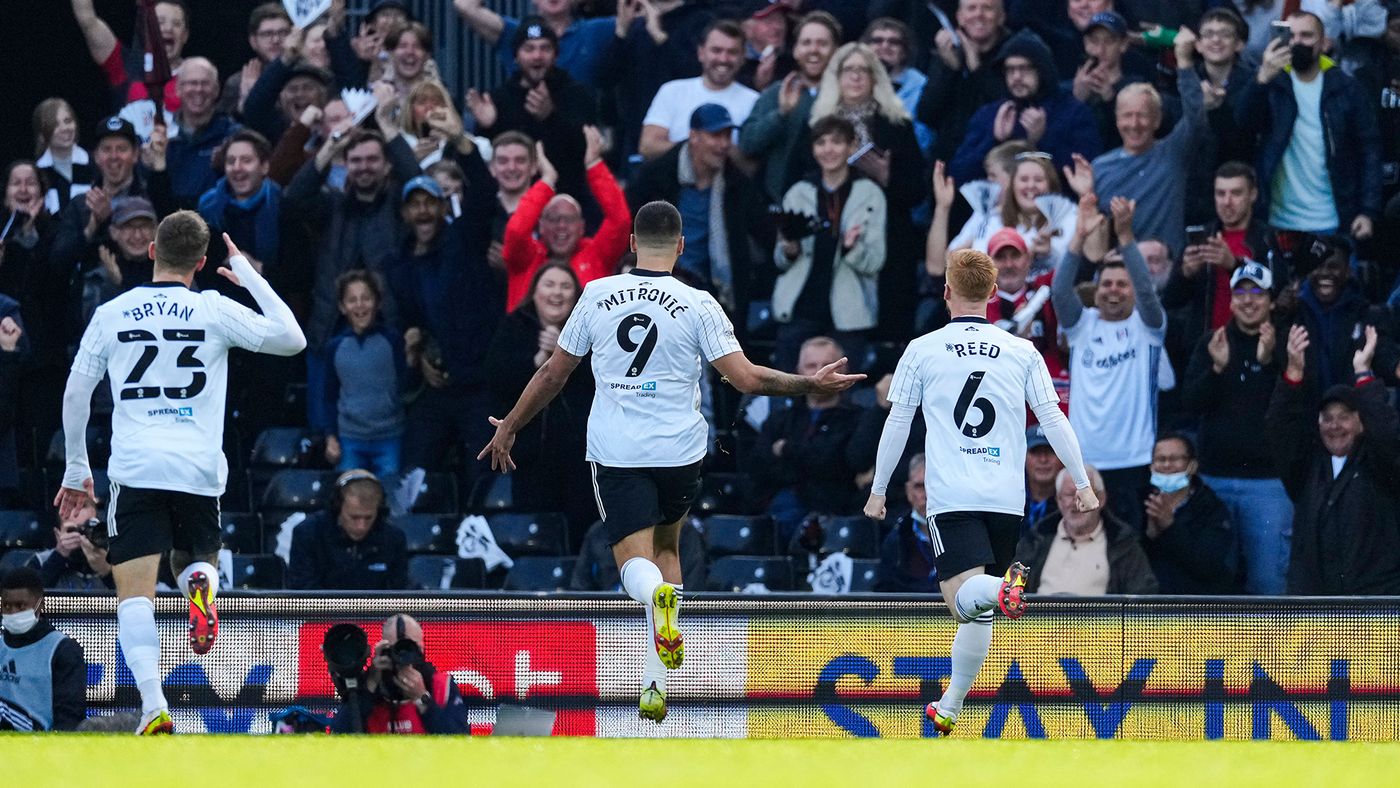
[44,593,1400,739]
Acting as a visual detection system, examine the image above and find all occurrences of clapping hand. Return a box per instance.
[465,89,497,129]
[1285,324,1309,381]
[1207,326,1230,373]
[931,160,955,208]
[1061,152,1095,197]
[1353,324,1378,375]
[0,315,22,353]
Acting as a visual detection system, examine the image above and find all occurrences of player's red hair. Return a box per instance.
[946,248,997,302]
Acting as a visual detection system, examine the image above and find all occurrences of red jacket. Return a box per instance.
[503,161,631,310]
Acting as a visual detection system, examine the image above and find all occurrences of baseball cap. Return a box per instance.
[111,197,157,226]
[987,227,1028,257]
[401,174,444,201]
[1320,384,1363,413]
[94,115,139,147]
[1230,260,1273,290]
[1085,11,1128,37]
[513,16,559,51]
[690,103,735,133]
[287,62,333,87]
[1026,425,1050,450]
[368,0,412,22]
[747,0,797,20]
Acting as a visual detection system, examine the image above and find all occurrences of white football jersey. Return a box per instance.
[72,282,277,496]
[558,270,742,467]
[1065,309,1165,470]
[888,316,1060,516]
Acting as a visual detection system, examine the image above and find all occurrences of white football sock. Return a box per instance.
[117,597,168,715]
[620,557,663,606]
[953,574,1002,621]
[177,561,220,600]
[937,613,994,718]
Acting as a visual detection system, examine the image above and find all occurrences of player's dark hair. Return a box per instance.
[634,201,683,248]
[1215,160,1257,191]
[701,19,745,46]
[335,268,384,306]
[520,262,581,316]
[1,567,43,597]
[248,2,290,36]
[810,116,856,145]
[154,210,210,272]
[1155,431,1197,461]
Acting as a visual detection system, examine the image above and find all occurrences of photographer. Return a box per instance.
[328,614,467,734]
[27,497,113,592]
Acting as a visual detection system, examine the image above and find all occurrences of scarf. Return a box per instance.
[677,143,734,310]
[834,100,879,148]
[197,176,281,266]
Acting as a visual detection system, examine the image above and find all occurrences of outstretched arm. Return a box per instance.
[710,352,865,397]
[70,0,118,65]
[454,0,506,45]
[478,347,585,471]
[56,369,102,518]
[216,234,307,356]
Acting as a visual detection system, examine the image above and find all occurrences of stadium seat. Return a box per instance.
[821,516,880,559]
[249,427,311,468]
[407,556,486,590]
[707,556,793,592]
[848,559,880,592]
[260,470,334,513]
[504,556,576,591]
[395,513,457,554]
[694,473,754,515]
[489,512,569,556]
[0,510,44,549]
[703,514,776,558]
[219,512,263,554]
[228,554,286,589]
[407,472,458,514]
[221,468,253,512]
[0,549,36,573]
[468,474,513,512]
[45,427,111,471]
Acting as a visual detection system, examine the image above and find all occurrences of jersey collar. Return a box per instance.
[950,315,989,324]
[139,281,189,288]
[628,268,671,278]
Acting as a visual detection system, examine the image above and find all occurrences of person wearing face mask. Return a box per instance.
[0,568,87,731]
[483,263,596,537]
[1139,433,1240,594]
[1238,11,1383,246]
[1267,324,1400,595]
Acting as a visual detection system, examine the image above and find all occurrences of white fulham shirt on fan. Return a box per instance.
[558,269,742,467]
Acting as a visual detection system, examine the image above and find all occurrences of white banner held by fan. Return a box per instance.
[284,0,332,29]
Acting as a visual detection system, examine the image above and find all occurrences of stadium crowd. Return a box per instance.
[1,0,1399,598]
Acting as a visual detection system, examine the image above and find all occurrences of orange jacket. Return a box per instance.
[502,161,631,310]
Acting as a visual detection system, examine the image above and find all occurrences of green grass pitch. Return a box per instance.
[6,736,1397,788]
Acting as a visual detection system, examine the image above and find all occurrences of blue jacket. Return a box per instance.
[313,322,408,440]
[1236,58,1383,228]
[197,176,282,269]
[166,114,240,208]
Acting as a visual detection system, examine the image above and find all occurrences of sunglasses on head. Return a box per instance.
[1014,151,1052,162]
[1231,286,1265,296]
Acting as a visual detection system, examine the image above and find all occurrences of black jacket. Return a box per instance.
[746,398,864,516]
[1139,479,1240,594]
[1186,59,1259,223]
[916,27,1014,164]
[287,510,409,591]
[875,512,939,593]
[1181,319,1286,478]
[329,659,468,734]
[1160,217,1274,369]
[1267,377,1400,595]
[570,518,708,591]
[1293,281,1400,404]
[1015,510,1159,594]
[480,67,598,208]
[0,620,86,731]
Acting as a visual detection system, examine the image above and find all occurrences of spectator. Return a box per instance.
[627,102,768,325]
[377,22,437,98]
[425,160,465,218]
[1268,325,1400,594]
[571,517,708,591]
[487,131,539,259]
[397,81,467,171]
[949,31,1102,183]
[32,98,93,215]
[0,162,62,371]
[221,3,293,117]
[938,153,1078,277]
[874,453,940,593]
[323,0,412,93]
[746,337,864,543]
[0,568,86,731]
[737,0,796,92]
[1182,262,1294,594]
[1014,465,1159,594]
[503,127,629,310]
[1053,196,1166,530]
[1066,11,1161,151]
[27,500,112,592]
[288,471,409,590]
[771,116,887,370]
[158,56,244,210]
[986,227,1070,408]
[196,130,280,275]
[454,0,617,88]
[1291,254,1399,398]
[469,19,599,210]
[1033,0,1118,79]
[915,0,1013,166]
[328,614,468,734]
[1141,433,1240,593]
[739,11,842,204]
[314,270,406,477]
[385,145,503,479]
[79,197,157,326]
[1188,8,1258,224]
[243,44,333,148]
[1239,11,1383,245]
[862,18,934,155]
[266,99,353,186]
[810,42,923,341]
[0,296,25,504]
[484,264,596,535]
[1232,1,1384,62]
[69,0,187,112]
[640,20,759,161]
[1023,425,1063,531]
[1090,28,1206,257]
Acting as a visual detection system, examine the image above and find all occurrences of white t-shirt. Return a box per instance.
[71,282,276,496]
[642,77,759,143]
[1065,308,1166,470]
[558,269,742,467]
[1270,70,1339,232]
[888,316,1061,516]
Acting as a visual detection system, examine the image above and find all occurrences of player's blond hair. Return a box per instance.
[946,249,997,302]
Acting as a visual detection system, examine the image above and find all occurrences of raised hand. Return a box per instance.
[931,160,955,208]
[524,81,554,120]
[0,315,22,353]
[1173,26,1197,67]
[778,72,802,115]
[465,88,497,129]
[1208,326,1230,373]
[1285,323,1309,380]
[535,142,558,187]
[1257,37,1291,84]
[992,101,1017,142]
[141,123,168,171]
[216,233,247,288]
[582,124,604,167]
[1074,486,1100,513]
[811,356,866,393]
[1353,324,1378,374]
[1062,152,1095,197]
[1110,195,1136,242]
[53,477,96,524]
[1257,320,1276,365]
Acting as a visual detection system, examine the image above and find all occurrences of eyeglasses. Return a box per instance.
[1014,151,1052,162]
[867,36,904,47]
[1199,28,1237,41]
[839,65,873,77]
[255,28,291,41]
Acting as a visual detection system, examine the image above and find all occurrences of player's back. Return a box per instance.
[557,270,741,468]
[74,283,246,496]
[889,318,1055,516]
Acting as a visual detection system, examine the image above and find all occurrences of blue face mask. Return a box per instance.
[1150,471,1190,493]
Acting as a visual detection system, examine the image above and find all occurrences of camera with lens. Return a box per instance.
[81,518,108,550]
[374,637,426,702]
